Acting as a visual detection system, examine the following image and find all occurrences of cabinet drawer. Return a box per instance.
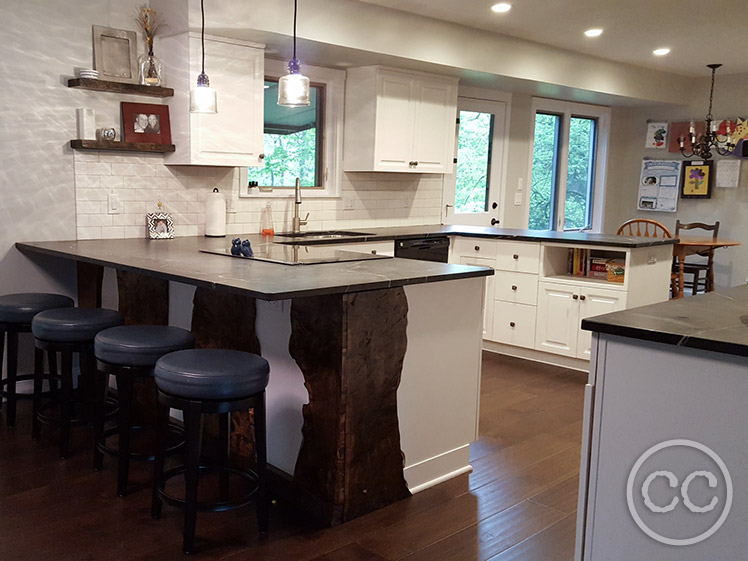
[491,301,537,349]
[495,242,540,273]
[333,241,394,256]
[451,238,498,262]
[493,271,539,305]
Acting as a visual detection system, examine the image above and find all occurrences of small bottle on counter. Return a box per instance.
[260,202,274,236]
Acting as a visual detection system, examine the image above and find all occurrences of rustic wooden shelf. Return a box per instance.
[70,139,176,153]
[67,78,174,98]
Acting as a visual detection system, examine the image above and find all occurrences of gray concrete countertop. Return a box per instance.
[582,285,748,358]
[16,235,492,301]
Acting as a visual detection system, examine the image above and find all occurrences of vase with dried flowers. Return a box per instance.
[135,5,165,86]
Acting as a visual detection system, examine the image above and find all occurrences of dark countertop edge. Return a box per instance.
[16,242,492,301]
[581,318,748,359]
[273,228,678,248]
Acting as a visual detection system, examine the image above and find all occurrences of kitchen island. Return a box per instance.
[17,235,491,525]
[576,286,748,560]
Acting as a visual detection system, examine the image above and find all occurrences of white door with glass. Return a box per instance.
[527,99,610,232]
[443,98,508,226]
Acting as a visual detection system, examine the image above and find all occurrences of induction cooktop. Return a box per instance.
[200,244,393,265]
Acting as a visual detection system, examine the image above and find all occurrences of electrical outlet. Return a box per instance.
[648,254,657,264]
[226,196,236,214]
[517,177,524,191]
[108,193,120,214]
[514,192,523,206]
[343,197,355,210]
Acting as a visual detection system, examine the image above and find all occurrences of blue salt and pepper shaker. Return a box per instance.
[230,237,242,256]
[240,239,254,257]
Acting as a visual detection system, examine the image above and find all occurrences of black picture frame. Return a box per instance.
[680,160,713,199]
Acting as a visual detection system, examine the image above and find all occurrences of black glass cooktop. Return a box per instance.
[200,244,392,266]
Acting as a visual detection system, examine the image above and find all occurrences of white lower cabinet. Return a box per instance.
[535,281,626,359]
[459,255,496,340]
[492,301,537,349]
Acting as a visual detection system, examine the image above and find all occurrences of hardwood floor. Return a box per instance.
[0,352,586,560]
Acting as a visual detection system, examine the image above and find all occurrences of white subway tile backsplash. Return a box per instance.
[77,226,102,239]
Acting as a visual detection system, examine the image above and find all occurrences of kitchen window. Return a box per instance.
[241,61,344,198]
[527,99,610,232]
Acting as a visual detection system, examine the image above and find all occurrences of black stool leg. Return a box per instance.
[92,368,108,472]
[115,372,134,496]
[48,350,58,393]
[255,393,269,536]
[0,330,5,414]
[151,401,170,520]
[183,400,203,555]
[5,331,18,427]
[31,345,44,440]
[59,351,74,459]
[219,412,230,500]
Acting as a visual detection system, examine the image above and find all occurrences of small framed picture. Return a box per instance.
[92,25,138,83]
[146,212,174,239]
[121,102,172,144]
[681,160,713,199]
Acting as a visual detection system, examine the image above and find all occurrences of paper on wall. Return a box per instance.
[716,159,741,188]
[638,160,681,212]
[645,121,668,150]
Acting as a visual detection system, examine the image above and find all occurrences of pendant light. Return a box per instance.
[277,0,310,107]
[190,0,218,113]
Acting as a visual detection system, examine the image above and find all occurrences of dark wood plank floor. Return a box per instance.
[0,352,586,560]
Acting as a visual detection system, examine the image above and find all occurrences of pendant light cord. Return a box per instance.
[200,0,206,75]
[293,0,298,60]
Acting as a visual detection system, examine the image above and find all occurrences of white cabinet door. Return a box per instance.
[375,72,414,171]
[162,34,264,166]
[493,271,539,306]
[411,78,457,173]
[535,281,579,357]
[576,286,626,360]
[492,301,536,348]
[460,255,495,340]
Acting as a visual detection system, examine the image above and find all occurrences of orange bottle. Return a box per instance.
[260,202,274,236]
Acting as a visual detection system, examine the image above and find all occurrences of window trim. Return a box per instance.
[239,59,344,199]
[526,98,610,233]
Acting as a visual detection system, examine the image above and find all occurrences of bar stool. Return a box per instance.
[151,349,270,554]
[31,307,124,458]
[93,325,195,496]
[0,293,74,427]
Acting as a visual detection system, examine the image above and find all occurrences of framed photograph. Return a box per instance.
[146,212,174,239]
[121,102,172,144]
[681,160,713,199]
[92,25,138,83]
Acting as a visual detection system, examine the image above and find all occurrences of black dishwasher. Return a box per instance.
[394,237,450,263]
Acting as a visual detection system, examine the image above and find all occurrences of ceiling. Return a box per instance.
[358,0,748,77]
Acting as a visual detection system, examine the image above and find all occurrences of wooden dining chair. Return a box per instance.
[674,220,720,294]
[616,219,678,297]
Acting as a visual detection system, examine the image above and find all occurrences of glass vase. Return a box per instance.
[139,50,164,87]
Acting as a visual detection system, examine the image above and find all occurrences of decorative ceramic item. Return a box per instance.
[134,5,165,86]
[97,127,116,142]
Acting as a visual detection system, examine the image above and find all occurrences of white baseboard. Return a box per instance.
[404,443,472,494]
[483,340,589,372]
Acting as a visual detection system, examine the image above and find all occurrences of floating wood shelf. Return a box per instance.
[67,78,174,98]
[70,139,176,153]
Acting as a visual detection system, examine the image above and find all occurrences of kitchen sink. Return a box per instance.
[273,230,373,239]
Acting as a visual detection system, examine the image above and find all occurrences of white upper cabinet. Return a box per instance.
[343,66,458,173]
[158,33,264,166]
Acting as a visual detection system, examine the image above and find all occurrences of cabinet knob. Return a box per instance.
[511,285,517,291]
[573,294,579,300]
[474,245,480,251]
[509,321,516,327]
[259,153,265,160]
[409,160,418,166]
[371,250,377,254]
[513,254,519,260]
[580,294,586,301]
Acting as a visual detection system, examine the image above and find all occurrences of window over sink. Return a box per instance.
[240,60,344,199]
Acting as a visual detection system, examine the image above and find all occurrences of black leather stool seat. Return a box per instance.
[155,349,270,400]
[32,308,124,342]
[0,293,74,324]
[95,325,195,367]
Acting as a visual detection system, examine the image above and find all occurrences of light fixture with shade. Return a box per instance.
[189,0,217,114]
[277,0,310,107]
[678,64,735,160]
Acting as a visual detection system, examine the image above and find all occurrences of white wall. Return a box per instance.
[604,72,748,289]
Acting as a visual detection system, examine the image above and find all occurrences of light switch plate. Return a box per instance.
[514,192,523,206]
[108,193,120,214]
[343,197,355,210]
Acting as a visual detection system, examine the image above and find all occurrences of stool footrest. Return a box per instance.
[97,423,184,461]
[156,465,260,513]
[1,373,60,400]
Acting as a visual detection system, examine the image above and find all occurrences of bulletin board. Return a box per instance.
[638,160,682,212]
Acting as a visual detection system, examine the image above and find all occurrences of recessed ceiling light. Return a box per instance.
[491,3,512,13]
[584,28,603,37]
[653,48,670,56]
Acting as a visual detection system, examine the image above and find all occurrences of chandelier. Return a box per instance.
[677,64,735,160]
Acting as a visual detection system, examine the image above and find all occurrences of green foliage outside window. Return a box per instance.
[455,111,492,213]
[249,130,318,188]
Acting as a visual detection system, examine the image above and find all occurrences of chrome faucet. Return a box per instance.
[292,177,310,233]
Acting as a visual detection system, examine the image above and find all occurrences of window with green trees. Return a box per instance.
[529,109,600,231]
[454,110,493,213]
[247,81,324,188]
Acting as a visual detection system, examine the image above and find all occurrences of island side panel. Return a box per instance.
[289,289,411,524]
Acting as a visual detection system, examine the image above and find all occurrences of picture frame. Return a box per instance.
[146,212,174,239]
[121,102,172,144]
[92,25,138,84]
[681,160,713,199]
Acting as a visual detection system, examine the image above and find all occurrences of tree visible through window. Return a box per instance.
[247,81,324,188]
[455,111,493,213]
